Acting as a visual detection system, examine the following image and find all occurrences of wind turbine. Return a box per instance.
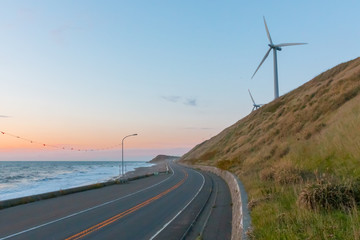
[248,89,263,112]
[252,17,307,99]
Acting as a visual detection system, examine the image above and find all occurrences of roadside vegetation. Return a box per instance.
[180,57,360,239]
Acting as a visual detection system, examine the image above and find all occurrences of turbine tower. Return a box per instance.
[252,17,307,99]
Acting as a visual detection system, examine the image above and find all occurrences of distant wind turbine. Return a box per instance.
[252,17,307,99]
[248,89,263,112]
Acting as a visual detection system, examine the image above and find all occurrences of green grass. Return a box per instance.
[180,57,360,239]
[247,100,360,239]
[250,182,360,240]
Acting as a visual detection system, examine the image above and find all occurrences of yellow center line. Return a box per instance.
[65,170,188,240]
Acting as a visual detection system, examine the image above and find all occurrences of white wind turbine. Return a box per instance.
[252,17,307,99]
[248,89,263,112]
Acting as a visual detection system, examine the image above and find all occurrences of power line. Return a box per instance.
[0,130,121,152]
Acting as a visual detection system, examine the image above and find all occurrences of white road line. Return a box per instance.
[149,167,205,240]
[0,164,175,240]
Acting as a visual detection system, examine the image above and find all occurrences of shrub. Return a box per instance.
[297,179,360,211]
[216,159,234,170]
[260,167,275,181]
[274,162,303,184]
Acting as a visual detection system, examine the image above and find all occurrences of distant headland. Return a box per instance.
[149,155,180,163]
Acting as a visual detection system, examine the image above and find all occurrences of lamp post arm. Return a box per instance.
[121,134,138,177]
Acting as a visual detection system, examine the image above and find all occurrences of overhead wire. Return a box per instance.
[0,130,121,152]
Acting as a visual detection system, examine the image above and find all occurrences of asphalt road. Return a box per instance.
[184,172,232,240]
[0,161,231,240]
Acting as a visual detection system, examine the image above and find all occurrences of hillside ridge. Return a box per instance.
[181,57,360,171]
[180,57,360,239]
[149,154,179,163]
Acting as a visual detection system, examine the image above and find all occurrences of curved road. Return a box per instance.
[0,161,231,240]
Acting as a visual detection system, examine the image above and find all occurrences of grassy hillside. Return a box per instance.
[180,57,360,239]
[149,155,179,163]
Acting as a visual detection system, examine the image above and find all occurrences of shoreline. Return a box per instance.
[124,158,170,178]
[0,160,170,210]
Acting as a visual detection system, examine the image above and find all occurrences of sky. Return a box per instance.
[1,0,360,161]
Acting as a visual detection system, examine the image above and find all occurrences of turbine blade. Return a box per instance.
[248,89,256,105]
[263,16,273,44]
[252,48,272,79]
[275,43,307,47]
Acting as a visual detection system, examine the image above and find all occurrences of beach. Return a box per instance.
[124,157,171,178]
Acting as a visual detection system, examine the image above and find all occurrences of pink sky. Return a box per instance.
[0,128,204,161]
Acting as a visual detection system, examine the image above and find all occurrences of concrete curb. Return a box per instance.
[183,164,251,240]
[0,171,168,210]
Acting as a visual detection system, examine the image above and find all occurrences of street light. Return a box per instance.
[121,134,138,177]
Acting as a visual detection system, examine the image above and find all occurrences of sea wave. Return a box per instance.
[0,161,152,201]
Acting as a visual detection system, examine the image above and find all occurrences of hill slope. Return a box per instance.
[180,57,360,239]
[149,155,179,163]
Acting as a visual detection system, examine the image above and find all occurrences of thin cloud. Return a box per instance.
[161,96,198,107]
[184,98,197,107]
[0,115,10,118]
[161,95,181,103]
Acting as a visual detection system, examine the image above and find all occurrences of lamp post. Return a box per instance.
[121,134,138,177]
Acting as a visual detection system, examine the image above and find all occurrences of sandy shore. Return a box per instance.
[123,159,170,179]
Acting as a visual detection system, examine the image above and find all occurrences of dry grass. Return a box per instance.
[259,161,307,185]
[259,167,275,181]
[273,161,304,185]
[180,57,360,239]
[298,179,360,211]
[181,57,360,175]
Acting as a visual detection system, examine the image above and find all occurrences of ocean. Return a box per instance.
[0,161,152,201]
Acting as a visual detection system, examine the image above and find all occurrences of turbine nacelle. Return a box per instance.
[253,103,261,108]
[268,44,282,51]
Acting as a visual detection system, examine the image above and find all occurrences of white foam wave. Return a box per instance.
[0,161,152,201]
